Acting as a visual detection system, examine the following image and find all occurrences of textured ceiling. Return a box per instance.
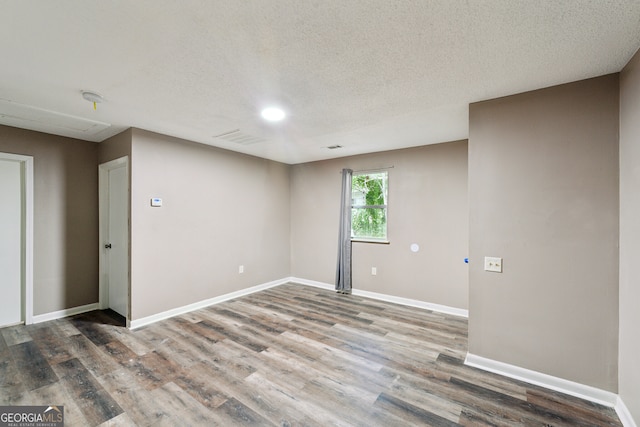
[1,1,639,164]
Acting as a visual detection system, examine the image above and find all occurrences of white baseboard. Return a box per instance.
[130,276,468,329]
[616,396,638,427]
[289,277,468,318]
[129,277,290,329]
[464,353,618,408]
[352,288,468,318]
[288,277,334,291]
[31,303,99,324]
[28,278,466,329]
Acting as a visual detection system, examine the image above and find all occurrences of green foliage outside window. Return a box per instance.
[351,172,388,240]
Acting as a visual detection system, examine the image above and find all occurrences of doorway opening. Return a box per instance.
[99,156,130,326]
[0,152,33,328]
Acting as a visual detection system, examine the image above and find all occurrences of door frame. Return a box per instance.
[98,156,130,325]
[0,152,33,325]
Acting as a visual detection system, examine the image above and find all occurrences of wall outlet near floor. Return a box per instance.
[239,265,244,274]
[371,267,377,275]
[484,257,502,273]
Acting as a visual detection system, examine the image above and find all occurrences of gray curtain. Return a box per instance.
[336,168,353,294]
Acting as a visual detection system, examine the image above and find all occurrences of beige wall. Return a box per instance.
[620,48,640,423]
[468,75,619,391]
[99,128,132,164]
[129,129,291,320]
[291,142,469,309]
[0,125,99,315]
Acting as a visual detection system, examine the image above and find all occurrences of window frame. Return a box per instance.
[350,170,389,244]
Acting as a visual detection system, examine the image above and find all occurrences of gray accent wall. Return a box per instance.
[620,47,640,422]
[291,142,469,309]
[468,75,620,391]
[129,129,291,320]
[0,125,99,315]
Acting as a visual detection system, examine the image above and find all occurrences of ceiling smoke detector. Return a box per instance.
[81,90,103,103]
[81,90,104,110]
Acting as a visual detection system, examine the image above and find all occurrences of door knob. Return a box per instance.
[105,243,112,249]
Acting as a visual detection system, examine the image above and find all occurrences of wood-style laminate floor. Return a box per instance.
[0,283,622,426]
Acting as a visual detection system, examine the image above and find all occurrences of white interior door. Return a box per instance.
[0,159,22,327]
[100,158,129,318]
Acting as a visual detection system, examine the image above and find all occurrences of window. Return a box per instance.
[351,171,388,241]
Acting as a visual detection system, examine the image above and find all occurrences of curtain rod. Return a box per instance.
[340,166,394,174]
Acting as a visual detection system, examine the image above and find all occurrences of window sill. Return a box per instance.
[351,238,390,244]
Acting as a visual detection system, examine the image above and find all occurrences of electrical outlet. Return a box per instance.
[484,257,502,273]
[371,267,377,276]
[239,265,244,274]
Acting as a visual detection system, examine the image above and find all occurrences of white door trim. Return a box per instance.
[98,156,130,323]
[0,152,34,325]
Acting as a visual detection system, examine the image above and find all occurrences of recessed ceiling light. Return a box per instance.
[261,107,286,122]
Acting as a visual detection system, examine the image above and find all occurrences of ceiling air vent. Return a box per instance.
[327,145,343,149]
[213,129,267,145]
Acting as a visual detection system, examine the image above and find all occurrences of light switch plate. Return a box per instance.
[484,256,503,273]
[150,198,162,207]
